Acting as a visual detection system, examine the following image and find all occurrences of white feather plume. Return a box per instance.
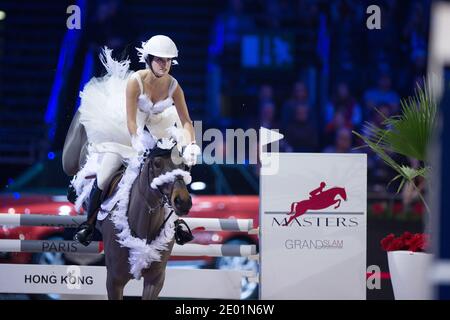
[99,47,131,79]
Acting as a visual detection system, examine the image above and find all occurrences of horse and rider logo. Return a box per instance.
[285,182,347,226]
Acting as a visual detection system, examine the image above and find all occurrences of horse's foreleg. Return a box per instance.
[142,271,165,300]
[106,272,126,300]
[334,199,341,209]
[141,246,173,300]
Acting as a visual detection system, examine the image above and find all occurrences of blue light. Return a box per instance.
[47,152,55,160]
[7,178,14,184]
[44,0,86,141]
[13,192,20,199]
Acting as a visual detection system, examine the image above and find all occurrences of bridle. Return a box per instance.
[132,147,193,245]
[138,149,188,212]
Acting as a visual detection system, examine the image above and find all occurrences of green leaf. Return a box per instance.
[352,78,436,202]
[354,79,437,161]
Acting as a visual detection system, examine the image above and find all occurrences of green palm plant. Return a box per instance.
[353,80,438,214]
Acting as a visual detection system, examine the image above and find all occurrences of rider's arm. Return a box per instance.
[172,84,195,143]
[309,188,319,197]
[125,77,140,136]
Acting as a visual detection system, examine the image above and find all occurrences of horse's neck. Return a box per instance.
[127,162,165,241]
[139,162,161,208]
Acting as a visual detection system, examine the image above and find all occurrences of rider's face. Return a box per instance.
[151,57,171,77]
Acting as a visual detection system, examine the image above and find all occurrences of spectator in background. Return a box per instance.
[324,81,362,130]
[297,0,321,28]
[410,48,427,82]
[362,104,401,192]
[285,103,319,152]
[329,0,366,73]
[402,1,428,59]
[247,90,278,130]
[208,0,256,97]
[259,101,278,129]
[208,0,255,61]
[258,84,274,106]
[248,100,283,154]
[363,1,399,73]
[323,110,352,148]
[256,0,297,29]
[362,103,390,137]
[323,127,354,153]
[401,49,427,96]
[363,73,400,115]
[281,81,311,127]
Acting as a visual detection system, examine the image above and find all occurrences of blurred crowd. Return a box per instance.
[208,0,430,192]
[57,0,429,194]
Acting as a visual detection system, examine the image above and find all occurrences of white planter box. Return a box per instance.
[387,251,432,300]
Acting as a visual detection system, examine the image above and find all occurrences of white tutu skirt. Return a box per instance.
[78,48,182,156]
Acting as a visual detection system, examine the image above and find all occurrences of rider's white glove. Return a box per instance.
[182,143,201,166]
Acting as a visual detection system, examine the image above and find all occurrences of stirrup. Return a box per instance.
[174,219,194,245]
[74,222,94,246]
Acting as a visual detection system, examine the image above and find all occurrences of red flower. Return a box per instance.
[389,237,407,251]
[381,234,395,251]
[381,232,428,252]
[405,233,428,252]
[401,231,413,241]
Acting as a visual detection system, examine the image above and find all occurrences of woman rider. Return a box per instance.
[73,35,200,245]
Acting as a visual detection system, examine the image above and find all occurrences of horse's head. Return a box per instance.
[144,144,192,216]
[337,187,347,201]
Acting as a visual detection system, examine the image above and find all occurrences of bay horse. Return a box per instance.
[285,187,347,226]
[100,145,192,299]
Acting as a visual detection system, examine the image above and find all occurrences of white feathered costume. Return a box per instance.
[70,48,194,278]
[78,47,185,159]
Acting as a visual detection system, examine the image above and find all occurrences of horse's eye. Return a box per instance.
[153,158,162,169]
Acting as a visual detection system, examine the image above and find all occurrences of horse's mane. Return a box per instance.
[146,146,173,158]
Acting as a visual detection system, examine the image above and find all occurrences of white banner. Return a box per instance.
[260,153,367,299]
[0,264,243,299]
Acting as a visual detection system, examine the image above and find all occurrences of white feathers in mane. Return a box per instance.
[107,154,178,279]
[157,137,177,150]
[71,129,191,279]
[150,169,192,189]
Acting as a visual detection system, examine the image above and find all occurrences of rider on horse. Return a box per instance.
[309,181,326,199]
[63,35,201,246]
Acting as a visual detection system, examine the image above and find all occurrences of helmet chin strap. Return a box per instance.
[146,55,165,78]
[149,64,163,78]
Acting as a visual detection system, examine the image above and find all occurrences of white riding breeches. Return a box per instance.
[96,152,123,190]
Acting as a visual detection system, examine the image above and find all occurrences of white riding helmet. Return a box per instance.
[136,35,179,65]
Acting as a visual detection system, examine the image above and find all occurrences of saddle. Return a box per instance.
[66,163,194,245]
[67,166,126,206]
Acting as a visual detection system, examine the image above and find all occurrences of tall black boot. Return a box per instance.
[74,179,103,246]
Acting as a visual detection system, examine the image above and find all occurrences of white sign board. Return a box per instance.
[0,264,243,299]
[260,153,367,299]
